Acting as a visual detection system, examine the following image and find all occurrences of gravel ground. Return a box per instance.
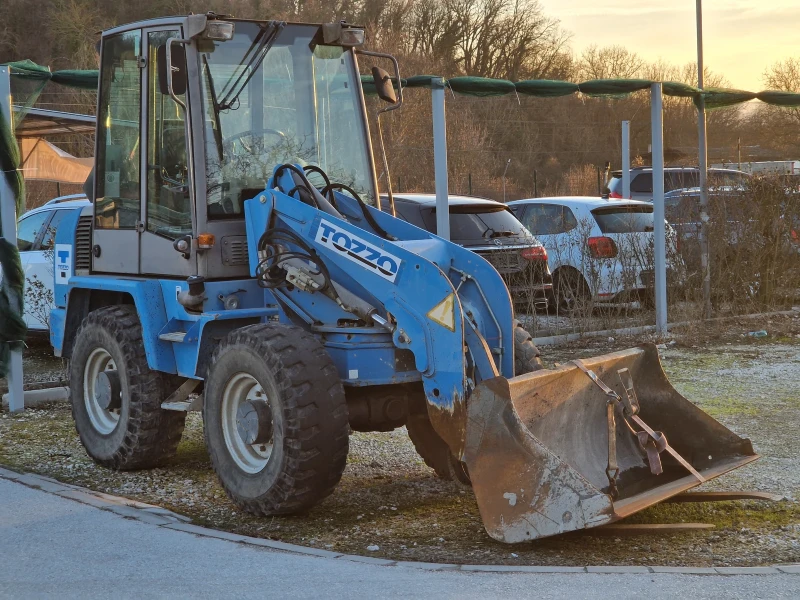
[1,319,799,567]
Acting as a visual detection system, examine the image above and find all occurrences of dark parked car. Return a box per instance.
[381,194,552,311]
[607,167,749,201]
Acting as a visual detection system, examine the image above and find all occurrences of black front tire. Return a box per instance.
[69,306,186,470]
[203,323,349,515]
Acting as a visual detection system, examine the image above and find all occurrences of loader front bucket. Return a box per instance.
[462,343,758,543]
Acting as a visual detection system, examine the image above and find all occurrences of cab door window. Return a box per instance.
[95,30,142,230]
[145,30,192,239]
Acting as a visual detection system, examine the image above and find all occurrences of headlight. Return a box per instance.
[203,21,235,41]
[322,23,365,47]
[340,28,365,46]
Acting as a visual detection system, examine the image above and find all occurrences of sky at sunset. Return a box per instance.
[540,0,800,91]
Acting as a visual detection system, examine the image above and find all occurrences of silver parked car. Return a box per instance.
[607,167,748,201]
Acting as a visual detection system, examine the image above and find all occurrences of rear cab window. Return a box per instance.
[592,205,654,233]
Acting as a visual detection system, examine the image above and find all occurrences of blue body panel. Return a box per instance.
[51,167,517,427]
[245,170,516,420]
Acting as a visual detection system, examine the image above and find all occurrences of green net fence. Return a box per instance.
[2,60,800,375]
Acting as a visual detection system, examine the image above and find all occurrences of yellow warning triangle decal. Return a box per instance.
[427,294,455,331]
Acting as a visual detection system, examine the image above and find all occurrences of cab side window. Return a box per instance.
[95,30,142,230]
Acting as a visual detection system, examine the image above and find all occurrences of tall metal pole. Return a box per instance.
[621,120,631,199]
[431,78,450,240]
[0,66,24,412]
[696,0,712,319]
[651,83,668,336]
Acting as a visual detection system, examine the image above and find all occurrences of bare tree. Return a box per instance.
[577,45,644,81]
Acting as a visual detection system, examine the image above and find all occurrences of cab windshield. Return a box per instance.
[199,22,375,217]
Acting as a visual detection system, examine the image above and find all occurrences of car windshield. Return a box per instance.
[592,205,654,233]
[420,205,530,243]
[199,22,374,218]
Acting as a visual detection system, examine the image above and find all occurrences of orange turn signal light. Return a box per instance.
[198,233,216,249]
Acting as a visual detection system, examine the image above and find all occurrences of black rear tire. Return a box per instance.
[407,408,471,486]
[203,323,349,515]
[69,306,186,470]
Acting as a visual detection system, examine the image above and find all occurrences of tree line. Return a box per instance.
[2,0,799,204]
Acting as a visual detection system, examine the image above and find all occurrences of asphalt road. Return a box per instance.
[0,478,797,599]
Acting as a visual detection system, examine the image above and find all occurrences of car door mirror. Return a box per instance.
[371,66,397,104]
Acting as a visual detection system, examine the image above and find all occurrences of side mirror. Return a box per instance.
[157,43,187,97]
[371,66,397,104]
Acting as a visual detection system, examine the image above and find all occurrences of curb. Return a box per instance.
[1,467,797,576]
[2,386,70,411]
[531,308,800,346]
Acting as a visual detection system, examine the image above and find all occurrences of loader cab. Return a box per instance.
[90,15,377,280]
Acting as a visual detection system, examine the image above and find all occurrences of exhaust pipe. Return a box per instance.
[462,343,758,542]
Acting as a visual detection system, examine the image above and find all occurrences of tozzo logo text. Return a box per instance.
[315,220,401,282]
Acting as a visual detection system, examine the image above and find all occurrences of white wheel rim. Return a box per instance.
[221,373,273,474]
[83,347,120,435]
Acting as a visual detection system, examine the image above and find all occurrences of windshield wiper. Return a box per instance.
[217,21,285,111]
[489,230,516,238]
[202,55,225,159]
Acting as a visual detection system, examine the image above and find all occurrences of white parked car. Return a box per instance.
[507,197,680,311]
[5,194,90,332]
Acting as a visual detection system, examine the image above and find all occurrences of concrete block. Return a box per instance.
[339,554,397,566]
[54,489,114,509]
[395,561,459,571]
[586,566,652,574]
[651,567,719,574]
[715,567,779,575]
[776,565,800,574]
[164,522,247,543]
[241,537,343,559]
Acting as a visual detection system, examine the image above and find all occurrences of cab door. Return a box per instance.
[92,26,196,277]
[92,29,144,274]
[139,27,196,277]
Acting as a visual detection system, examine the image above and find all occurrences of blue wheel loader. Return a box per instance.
[49,14,757,542]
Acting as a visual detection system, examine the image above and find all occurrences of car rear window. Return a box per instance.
[592,205,654,233]
[421,205,529,241]
[665,171,699,192]
[630,173,653,193]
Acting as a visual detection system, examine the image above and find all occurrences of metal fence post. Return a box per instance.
[621,120,631,199]
[651,83,668,336]
[431,78,450,240]
[0,66,25,412]
[696,0,712,319]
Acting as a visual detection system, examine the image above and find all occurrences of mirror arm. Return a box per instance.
[356,49,403,217]
[166,38,191,110]
[356,49,403,114]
